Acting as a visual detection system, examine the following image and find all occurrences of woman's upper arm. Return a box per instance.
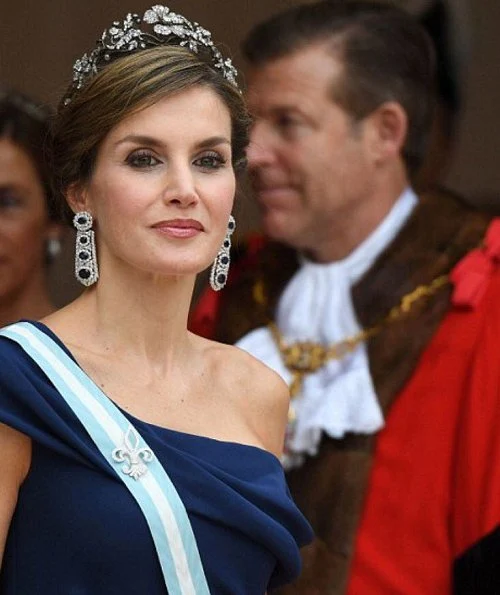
[0,422,31,565]
[247,362,291,459]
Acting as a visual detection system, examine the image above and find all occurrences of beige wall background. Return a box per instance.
[1,0,499,303]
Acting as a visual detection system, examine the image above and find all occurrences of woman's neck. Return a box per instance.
[49,266,197,370]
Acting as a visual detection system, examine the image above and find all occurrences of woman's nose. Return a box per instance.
[162,164,198,207]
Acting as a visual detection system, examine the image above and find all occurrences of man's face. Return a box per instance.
[246,44,375,258]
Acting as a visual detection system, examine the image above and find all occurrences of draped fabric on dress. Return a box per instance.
[0,321,312,595]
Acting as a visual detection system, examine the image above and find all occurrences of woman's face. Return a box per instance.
[74,85,236,282]
[0,138,55,303]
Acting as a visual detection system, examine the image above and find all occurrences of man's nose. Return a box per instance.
[246,123,276,169]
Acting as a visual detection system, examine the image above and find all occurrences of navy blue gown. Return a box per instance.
[0,321,312,594]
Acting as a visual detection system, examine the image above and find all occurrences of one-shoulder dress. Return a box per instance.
[0,321,313,594]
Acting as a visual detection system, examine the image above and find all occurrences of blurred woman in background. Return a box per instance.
[0,88,62,327]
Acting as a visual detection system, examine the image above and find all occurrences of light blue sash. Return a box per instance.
[0,322,210,595]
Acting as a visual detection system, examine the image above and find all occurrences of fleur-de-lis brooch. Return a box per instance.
[112,425,154,480]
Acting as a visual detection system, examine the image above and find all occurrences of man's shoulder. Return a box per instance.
[450,217,500,311]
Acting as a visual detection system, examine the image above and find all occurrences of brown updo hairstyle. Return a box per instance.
[51,45,250,222]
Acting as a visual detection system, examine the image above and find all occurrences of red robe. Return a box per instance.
[349,266,500,593]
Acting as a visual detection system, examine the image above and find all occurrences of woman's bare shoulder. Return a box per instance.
[196,336,290,457]
[199,336,287,395]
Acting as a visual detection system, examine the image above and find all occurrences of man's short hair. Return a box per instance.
[242,1,436,178]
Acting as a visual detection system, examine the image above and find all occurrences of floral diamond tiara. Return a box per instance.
[63,5,239,106]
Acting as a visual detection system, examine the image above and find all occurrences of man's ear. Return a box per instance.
[366,101,408,164]
[66,182,91,216]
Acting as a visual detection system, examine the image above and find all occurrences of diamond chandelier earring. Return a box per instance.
[73,211,99,287]
[210,215,235,291]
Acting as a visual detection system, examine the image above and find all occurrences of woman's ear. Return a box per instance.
[66,182,91,215]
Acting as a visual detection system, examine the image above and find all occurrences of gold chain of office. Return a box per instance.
[268,273,450,397]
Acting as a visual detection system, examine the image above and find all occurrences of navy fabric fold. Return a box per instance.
[0,321,312,594]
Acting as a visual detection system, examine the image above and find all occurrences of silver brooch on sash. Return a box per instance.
[112,425,154,480]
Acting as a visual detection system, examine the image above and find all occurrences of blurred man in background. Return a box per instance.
[192,2,500,593]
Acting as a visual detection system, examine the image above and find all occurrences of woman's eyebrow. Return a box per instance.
[114,134,165,149]
[114,134,231,150]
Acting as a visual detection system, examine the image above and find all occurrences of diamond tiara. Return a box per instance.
[63,5,239,105]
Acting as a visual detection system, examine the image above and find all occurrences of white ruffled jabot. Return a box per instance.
[236,188,418,469]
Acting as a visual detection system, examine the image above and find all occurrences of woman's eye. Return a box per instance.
[0,189,22,210]
[194,153,227,170]
[126,151,161,169]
